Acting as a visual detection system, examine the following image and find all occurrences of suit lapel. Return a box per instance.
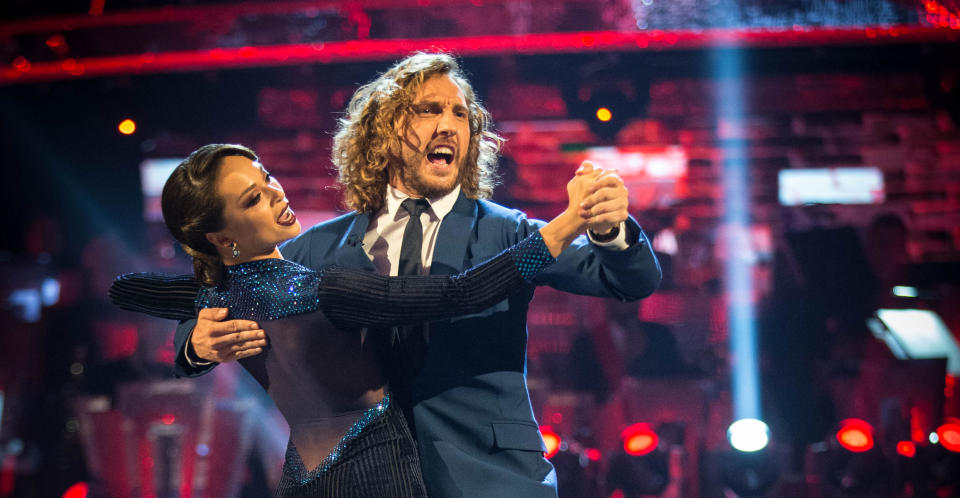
[334,212,377,271]
[430,192,478,276]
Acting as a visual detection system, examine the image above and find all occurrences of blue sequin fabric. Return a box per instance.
[284,395,391,484]
[196,258,324,321]
[510,231,555,281]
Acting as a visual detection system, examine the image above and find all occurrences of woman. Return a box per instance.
[111,144,602,497]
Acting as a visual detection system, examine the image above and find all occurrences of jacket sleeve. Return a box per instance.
[529,215,661,301]
[319,231,554,329]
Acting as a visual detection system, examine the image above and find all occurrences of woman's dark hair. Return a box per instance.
[161,144,258,286]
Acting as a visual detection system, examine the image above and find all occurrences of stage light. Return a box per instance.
[62,482,88,498]
[836,419,874,453]
[118,119,136,135]
[12,56,31,72]
[937,418,960,453]
[622,423,658,456]
[596,107,613,122]
[896,441,916,458]
[892,286,918,297]
[161,413,176,425]
[727,419,769,452]
[541,425,561,459]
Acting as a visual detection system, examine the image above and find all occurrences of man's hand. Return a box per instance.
[189,308,267,363]
[577,162,629,236]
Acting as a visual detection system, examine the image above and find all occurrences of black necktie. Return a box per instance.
[399,198,430,276]
[393,198,431,436]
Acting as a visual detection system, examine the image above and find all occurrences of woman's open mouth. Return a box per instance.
[277,204,297,226]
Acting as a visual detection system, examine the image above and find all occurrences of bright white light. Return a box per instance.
[41,278,60,306]
[892,286,918,298]
[876,309,960,375]
[728,419,770,452]
[930,432,940,444]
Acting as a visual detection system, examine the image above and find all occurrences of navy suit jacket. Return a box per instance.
[173,192,660,497]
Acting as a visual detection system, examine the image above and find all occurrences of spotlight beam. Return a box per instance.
[713,42,761,426]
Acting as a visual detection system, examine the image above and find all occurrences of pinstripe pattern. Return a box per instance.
[274,401,426,497]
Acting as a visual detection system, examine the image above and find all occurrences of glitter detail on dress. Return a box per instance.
[283,394,391,485]
[509,231,555,281]
[195,258,323,321]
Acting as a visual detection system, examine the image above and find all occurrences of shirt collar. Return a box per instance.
[384,183,461,221]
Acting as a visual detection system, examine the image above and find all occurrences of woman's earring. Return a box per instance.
[231,242,240,259]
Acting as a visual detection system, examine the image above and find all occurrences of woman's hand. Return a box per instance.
[540,163,604,257]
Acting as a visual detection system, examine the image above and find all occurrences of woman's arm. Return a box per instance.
[318,230,554,329]
[318,169,597,329]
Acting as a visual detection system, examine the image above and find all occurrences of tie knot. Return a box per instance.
[401,198,430,218]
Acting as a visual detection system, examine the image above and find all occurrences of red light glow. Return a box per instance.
[62,482,88,498]
[622,423,659,456]
[46,34,66,49]
[12,57,31,72]
[937,419,960,453]
[896,441,916,458]
[585,448,602,461]
[541,426,561,459]
[836,419,874,453]
[4,27,958,86]
[161,414,176,425]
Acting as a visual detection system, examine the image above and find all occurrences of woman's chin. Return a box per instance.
[280,221,302,243]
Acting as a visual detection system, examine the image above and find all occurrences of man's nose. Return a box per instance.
[437,110,457,136]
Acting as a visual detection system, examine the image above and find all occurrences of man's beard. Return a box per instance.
[399,151,463,198]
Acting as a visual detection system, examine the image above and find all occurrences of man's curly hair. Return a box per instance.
[332,52,502,213]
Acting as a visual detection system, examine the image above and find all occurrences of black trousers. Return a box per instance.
[274,401,427,498]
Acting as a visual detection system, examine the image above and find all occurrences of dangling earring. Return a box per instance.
[231,242,240,259]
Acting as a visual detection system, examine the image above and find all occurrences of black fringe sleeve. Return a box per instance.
[318,231,555,329]
[108,273,201,321]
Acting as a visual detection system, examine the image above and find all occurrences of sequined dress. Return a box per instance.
[110,232,556,498]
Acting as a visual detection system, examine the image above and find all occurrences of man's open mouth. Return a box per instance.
[427,145,454,166]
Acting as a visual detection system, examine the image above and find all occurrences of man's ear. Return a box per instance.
[205,231,233,249]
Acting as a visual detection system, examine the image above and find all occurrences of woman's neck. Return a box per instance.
[222,246,283,266]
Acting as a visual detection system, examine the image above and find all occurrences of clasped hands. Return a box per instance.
[567,160,630,238]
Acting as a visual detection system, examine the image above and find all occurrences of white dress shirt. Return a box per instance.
[362,184,462,276]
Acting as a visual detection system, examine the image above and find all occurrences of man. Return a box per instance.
[177,52,660,496]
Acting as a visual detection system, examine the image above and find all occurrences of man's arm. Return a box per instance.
[530,215,660,300]
[530,161,661,299]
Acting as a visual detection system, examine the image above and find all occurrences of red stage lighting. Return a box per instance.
[541,425,561,459]
[896,441,916,458]
[622,423,659,456]
[62,482,88,498]
[585,448,602,461]
[836,418,874,453]
[937,418,960,453]
[161,413,176,425]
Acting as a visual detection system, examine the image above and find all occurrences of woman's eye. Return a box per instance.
[246,193,262,208]
[265,173,273,183]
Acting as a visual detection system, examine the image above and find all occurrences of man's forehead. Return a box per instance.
[414,74,467,103]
